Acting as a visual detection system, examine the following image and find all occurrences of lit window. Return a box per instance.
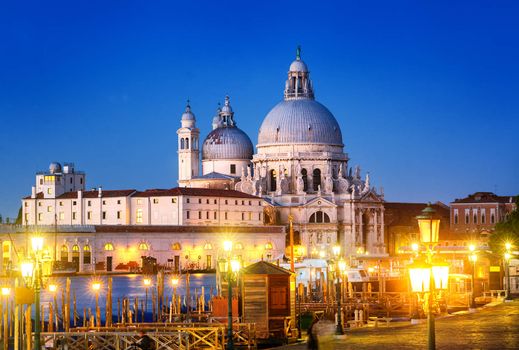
[172,242,181,250]
[83,245,90,251]
[172,198,177,203]
[72,244,79,252]
[87,211,92,220]
[234,242,243,250]
[137,199,142,205]
[265,242,273,250]
[153,198,159,204]
[59,212,65,220]
[204,242,213,250]
[138,242,149,251]
[248,212,252,220]
[47,206,53,212]
[136,209,143,223]
[38,213,43,221]
[47,188,52,195]
[104,243,114,251]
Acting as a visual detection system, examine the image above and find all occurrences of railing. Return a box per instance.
[54,322,257,349]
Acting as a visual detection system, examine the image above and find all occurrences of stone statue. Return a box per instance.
[296,175,305,194]
[354,165,361,179]
[324,175,333,194]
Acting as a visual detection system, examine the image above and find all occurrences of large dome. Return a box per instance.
[258,99,343,146]
[202,126,253,160]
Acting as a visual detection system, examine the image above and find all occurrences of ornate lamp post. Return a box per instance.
[331,245,344,334]
[504,243,512,300]
[92,281,102,326]
[409,205,449,350]
[468,244,477,309]
[21,236,52,350]
[219,241,241,350]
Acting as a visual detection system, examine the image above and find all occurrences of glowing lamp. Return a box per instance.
[411,243,419,252]
[469,244,476,252]
[223,241,233,252]
[338,259,347,273]
[432,263,449,290]
[417,205,440,244]
[21,261,34,280]
[470,253,477,263]
[171,277,179,287]
[31,236,44,253]
[230,258,241,273]
[265,242,273,250]
[1,287,10,296]
[319,250,326,259]
[48,284,58,293]
[408,262,431,293]
[143,277,151,286]
[92,282,101,292]
[332,245,341,257]
[504,252,511,261]
[505,242,512,251]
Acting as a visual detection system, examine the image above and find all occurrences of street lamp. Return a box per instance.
[504,250,512,301]
[92,281,102,327]
[468,245,477,309]
[409,204,448,350]
[331,244,344,335]
[219,241,240,350]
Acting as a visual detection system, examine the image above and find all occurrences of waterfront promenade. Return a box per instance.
[272,300,519,350]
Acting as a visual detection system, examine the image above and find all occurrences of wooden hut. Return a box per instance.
[240,261,296,342]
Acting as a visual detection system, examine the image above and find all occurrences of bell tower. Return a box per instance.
[177,101,200,182]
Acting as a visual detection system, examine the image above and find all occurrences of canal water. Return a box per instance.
[39,273,216,322]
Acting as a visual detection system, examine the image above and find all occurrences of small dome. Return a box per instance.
[202,127,253,160]
[258,99,343,146]
[181,104,195,121]
[221,96,233,114]
[289,59,308,73]
[49,162,62,174]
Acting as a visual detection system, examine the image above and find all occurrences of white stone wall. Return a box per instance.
[202,159,251,177]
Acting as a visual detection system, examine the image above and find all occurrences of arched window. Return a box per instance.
[309,211,330,223]
[362,212,369,250]
[313,169,321,191]
[104,243,114,251]
[61,245,68,262]
[185,138,189,149]
[301,168,308,191]
[234,242,243,250]
[138,242,149,251]
[270,169,277,192]
[204,242,213,250]
[172,242,182,250]
[83,245,91,264]
[180,138,185,149]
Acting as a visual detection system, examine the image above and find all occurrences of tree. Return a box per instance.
[489,196,519,254]
[15,207,23,225]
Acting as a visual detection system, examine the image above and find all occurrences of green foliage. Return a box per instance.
[489,196,519,254]
[15,206,23,225]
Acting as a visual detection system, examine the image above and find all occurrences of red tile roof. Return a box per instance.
[133,187,261,199]
[452,192,516,204]
[57,190,137,199]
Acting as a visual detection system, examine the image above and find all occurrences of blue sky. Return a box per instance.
[1,0,518,218]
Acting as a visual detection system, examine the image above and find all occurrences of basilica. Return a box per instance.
[17,48,387,274]
[177,48,387,260]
